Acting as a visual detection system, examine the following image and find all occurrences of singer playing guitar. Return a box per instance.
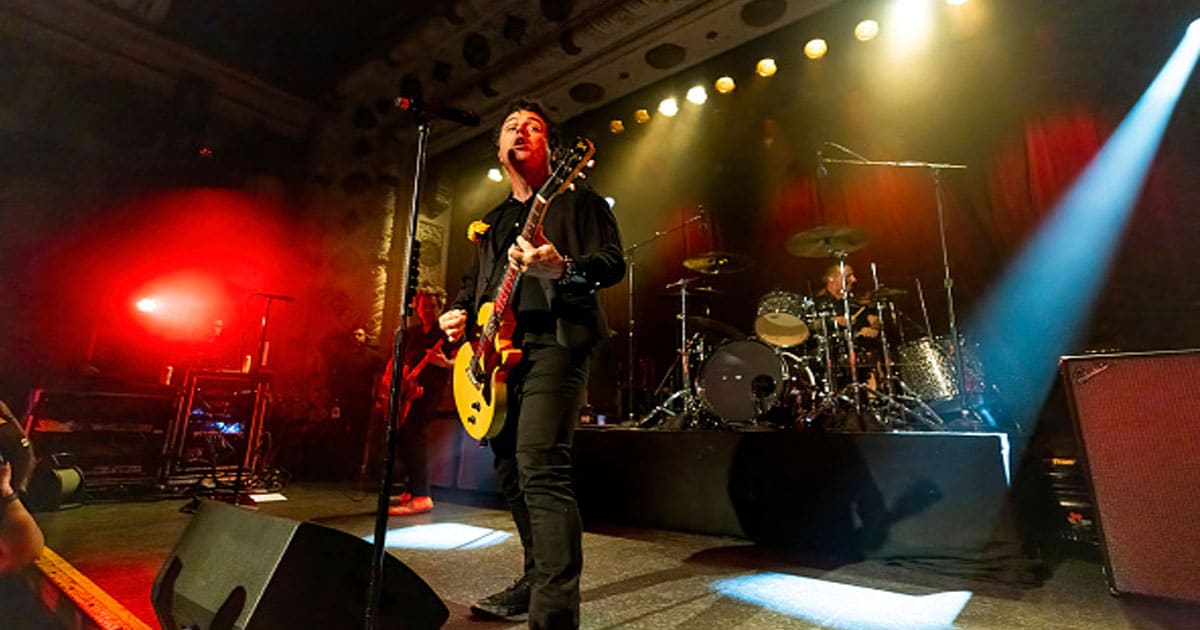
[439,99,624,627]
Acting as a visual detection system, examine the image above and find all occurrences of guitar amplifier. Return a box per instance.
[1060,350,1200,603]
[23,386,178,487]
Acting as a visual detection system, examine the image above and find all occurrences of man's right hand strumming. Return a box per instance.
[439,309,468,343]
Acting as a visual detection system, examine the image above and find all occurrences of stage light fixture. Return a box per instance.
[756,58,778,77]
[715,76,736,93]
[855,20,880,41]
[890,0,934,49]
[136,297,159,313]
[609,119,626,134]
[634,109,651,123]
[658,97,679,117]
[804,39,828,59]
[686,85,708,105]
[487,168,503,182]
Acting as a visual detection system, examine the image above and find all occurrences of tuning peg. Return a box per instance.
[577,171,587,179]
[568,183,576,191]
[587,159,596,168]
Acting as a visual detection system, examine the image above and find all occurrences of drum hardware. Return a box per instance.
[754,290,814,348]
[685,316,745,343]
[661,286,724,299]
[819,146,980,423]
[785,225,869,258]
[682,251,751,275]
[638,277,713,429]
[622,211,704,421]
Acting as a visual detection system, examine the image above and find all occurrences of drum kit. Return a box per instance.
[638,225,980,431]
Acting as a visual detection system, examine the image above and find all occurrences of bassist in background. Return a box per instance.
[439,99,625,628]
[380,283,453,516]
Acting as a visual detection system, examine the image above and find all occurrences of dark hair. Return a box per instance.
[415,283,447,308]
[493,97,561,154]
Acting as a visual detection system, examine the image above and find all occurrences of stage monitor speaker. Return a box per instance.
[152,500,448,630]
[1061,350,1200,603]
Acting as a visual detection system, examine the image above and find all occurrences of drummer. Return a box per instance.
[813,263,883,379]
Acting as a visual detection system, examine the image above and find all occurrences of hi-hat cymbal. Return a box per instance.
[785,226,869,258]
[683,251,750,275]
[662,286,724,299]
[685,316,745,340]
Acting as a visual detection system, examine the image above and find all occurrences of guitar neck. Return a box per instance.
[481,194,551,343]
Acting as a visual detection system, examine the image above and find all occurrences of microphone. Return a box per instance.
[255,292,295,302]
[816,149,828,178]
[394,97,480,127]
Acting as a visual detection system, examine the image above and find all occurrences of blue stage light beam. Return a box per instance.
[713,573,971,629]
[363,523,512,550]
[969,20,1200,425]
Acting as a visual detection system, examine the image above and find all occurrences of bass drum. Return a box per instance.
[697,339,786,422]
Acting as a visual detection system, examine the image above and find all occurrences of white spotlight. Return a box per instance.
[658,97,679,117]
[890,0,935,50]
[604,196,616,208]
[686,85,708,105]
[487,168,503,182]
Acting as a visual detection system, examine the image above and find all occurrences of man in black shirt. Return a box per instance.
[813,263,883,387]
[440,99,624,628]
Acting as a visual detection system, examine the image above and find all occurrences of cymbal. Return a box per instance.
[662,286,724,299]
[685,316,745,340]
[869,287,909,300]
[785,225,869,258]
[683,251,750,275]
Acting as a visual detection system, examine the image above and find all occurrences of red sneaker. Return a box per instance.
[389,492,412,505]
[387,495,433,516]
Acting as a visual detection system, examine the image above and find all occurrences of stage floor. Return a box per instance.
[28,482,1200,629]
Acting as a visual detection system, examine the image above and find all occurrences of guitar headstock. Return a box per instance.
[541,137,596,198]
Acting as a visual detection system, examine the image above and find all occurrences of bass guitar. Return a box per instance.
[453,137,596,440]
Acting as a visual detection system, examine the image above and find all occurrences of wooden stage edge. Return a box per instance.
[23,546,153,630]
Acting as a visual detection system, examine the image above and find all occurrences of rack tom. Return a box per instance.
[754,290,813,347]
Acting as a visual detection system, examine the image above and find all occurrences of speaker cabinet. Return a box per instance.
[1061,350,1200,603]
[152,500,448,629]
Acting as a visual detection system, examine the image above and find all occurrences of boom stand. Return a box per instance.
[821,152,973,419]
[365,120,428,630]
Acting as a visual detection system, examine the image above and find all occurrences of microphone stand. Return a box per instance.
[620,213,703,422]
[819,151,973,419]
[365,120,430,630]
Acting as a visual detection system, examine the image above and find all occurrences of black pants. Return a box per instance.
[396,388,441,497]
[492,343,590,630]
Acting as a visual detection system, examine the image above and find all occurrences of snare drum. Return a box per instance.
[698,339,788,422]
[755,291,813,347]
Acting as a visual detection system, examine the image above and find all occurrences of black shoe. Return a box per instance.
[470,575,531,621]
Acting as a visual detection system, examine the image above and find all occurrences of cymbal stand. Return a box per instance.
[869,263,896,399]
[622,213,703,422]
[638,277,706,428]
